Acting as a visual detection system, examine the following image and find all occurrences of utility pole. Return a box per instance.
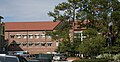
[0,16,4,51]
[108,22,113,54]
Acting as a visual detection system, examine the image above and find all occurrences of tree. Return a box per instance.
[46,21,72,53]
[78,28,106,57]
[48,0,83,22]
[48,0,120,56]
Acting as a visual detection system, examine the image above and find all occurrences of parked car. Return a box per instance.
[18,54,36,61]
[53,54,66,61]
[0,54,28,62]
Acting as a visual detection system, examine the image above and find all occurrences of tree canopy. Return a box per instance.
[48,0,120,57]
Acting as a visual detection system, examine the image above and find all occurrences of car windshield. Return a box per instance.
[0,56,4,62]
[6,57,18,62]
[18,56,28,62]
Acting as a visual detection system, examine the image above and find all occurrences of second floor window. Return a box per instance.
[47,35,51,38]
[22,34,27,39]
[10,34,15,38]
[16,34,21,39]
[29,34,33,39]
[41,34,45,38]
[35,34,39,39]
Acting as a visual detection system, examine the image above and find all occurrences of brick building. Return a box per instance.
[5,21,61,54]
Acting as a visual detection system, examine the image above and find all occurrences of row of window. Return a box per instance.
[10,34,51,39]
[10,42,53,47]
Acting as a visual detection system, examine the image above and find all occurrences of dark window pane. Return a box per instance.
[41,43,46,46]
[10,35,15,38]
[6,57,18,62]
[47,43,52,46]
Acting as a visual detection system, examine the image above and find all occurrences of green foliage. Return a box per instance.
[47,21,72,53]
[73,59,108,62]
[96,54,120,61]
[57,40,72,52]
[78,28,106,56]
[48,0,120,56]
[113,54,120,60]
[96,54,113,59]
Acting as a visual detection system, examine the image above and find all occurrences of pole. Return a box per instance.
[0,16,4,51]
[108,22,113,54]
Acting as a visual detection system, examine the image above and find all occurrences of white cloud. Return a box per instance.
[0,0,67,22]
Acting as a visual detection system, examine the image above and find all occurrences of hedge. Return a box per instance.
[72,59,109,62]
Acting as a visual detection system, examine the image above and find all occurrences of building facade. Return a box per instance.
[69,20,89,42]
[5,21,61,54]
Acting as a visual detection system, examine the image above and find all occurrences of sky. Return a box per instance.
[0,0,67,22]
[0,0,120,22]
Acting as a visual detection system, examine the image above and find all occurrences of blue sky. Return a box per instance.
[0,0,120,22]
[0,0,67,22]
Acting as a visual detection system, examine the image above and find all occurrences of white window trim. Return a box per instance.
[35,34,39,39]
[29,34,33,39]
[41,34,45,38]
[56,42,59,46]
[22,34,27,39]
[16,34,21,39]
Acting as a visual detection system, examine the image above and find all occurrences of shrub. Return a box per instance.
[113,54,120,61]
[72,59,108,62]
[96,54,113,59]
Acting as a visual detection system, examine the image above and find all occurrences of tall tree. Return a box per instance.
[48,0,83,22]
[48,0,120,56]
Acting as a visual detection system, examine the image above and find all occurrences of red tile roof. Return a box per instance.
[5,21,61,31]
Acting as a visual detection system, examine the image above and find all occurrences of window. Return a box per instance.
[74,33,81,38]
[41,34,45,38]
[29,34,33,39]
[16,42,21,46]
[10,42,14,46]
[35,42,40,46]
[47,35,51,38]
[41,42,46,46]
[56,42,59,46]
[29,42,33,46]
[16,34,21,39]
[35,34,39,39]
[22,42,27,46]
[22,34,27,39]
[47,42,52,46]
[10,34,15,38]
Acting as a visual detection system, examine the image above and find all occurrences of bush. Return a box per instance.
[96,54,113,59]
[113,54,120,61]
[72,59,108,62]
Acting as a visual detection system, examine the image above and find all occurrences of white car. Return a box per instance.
[53,54,66,61]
